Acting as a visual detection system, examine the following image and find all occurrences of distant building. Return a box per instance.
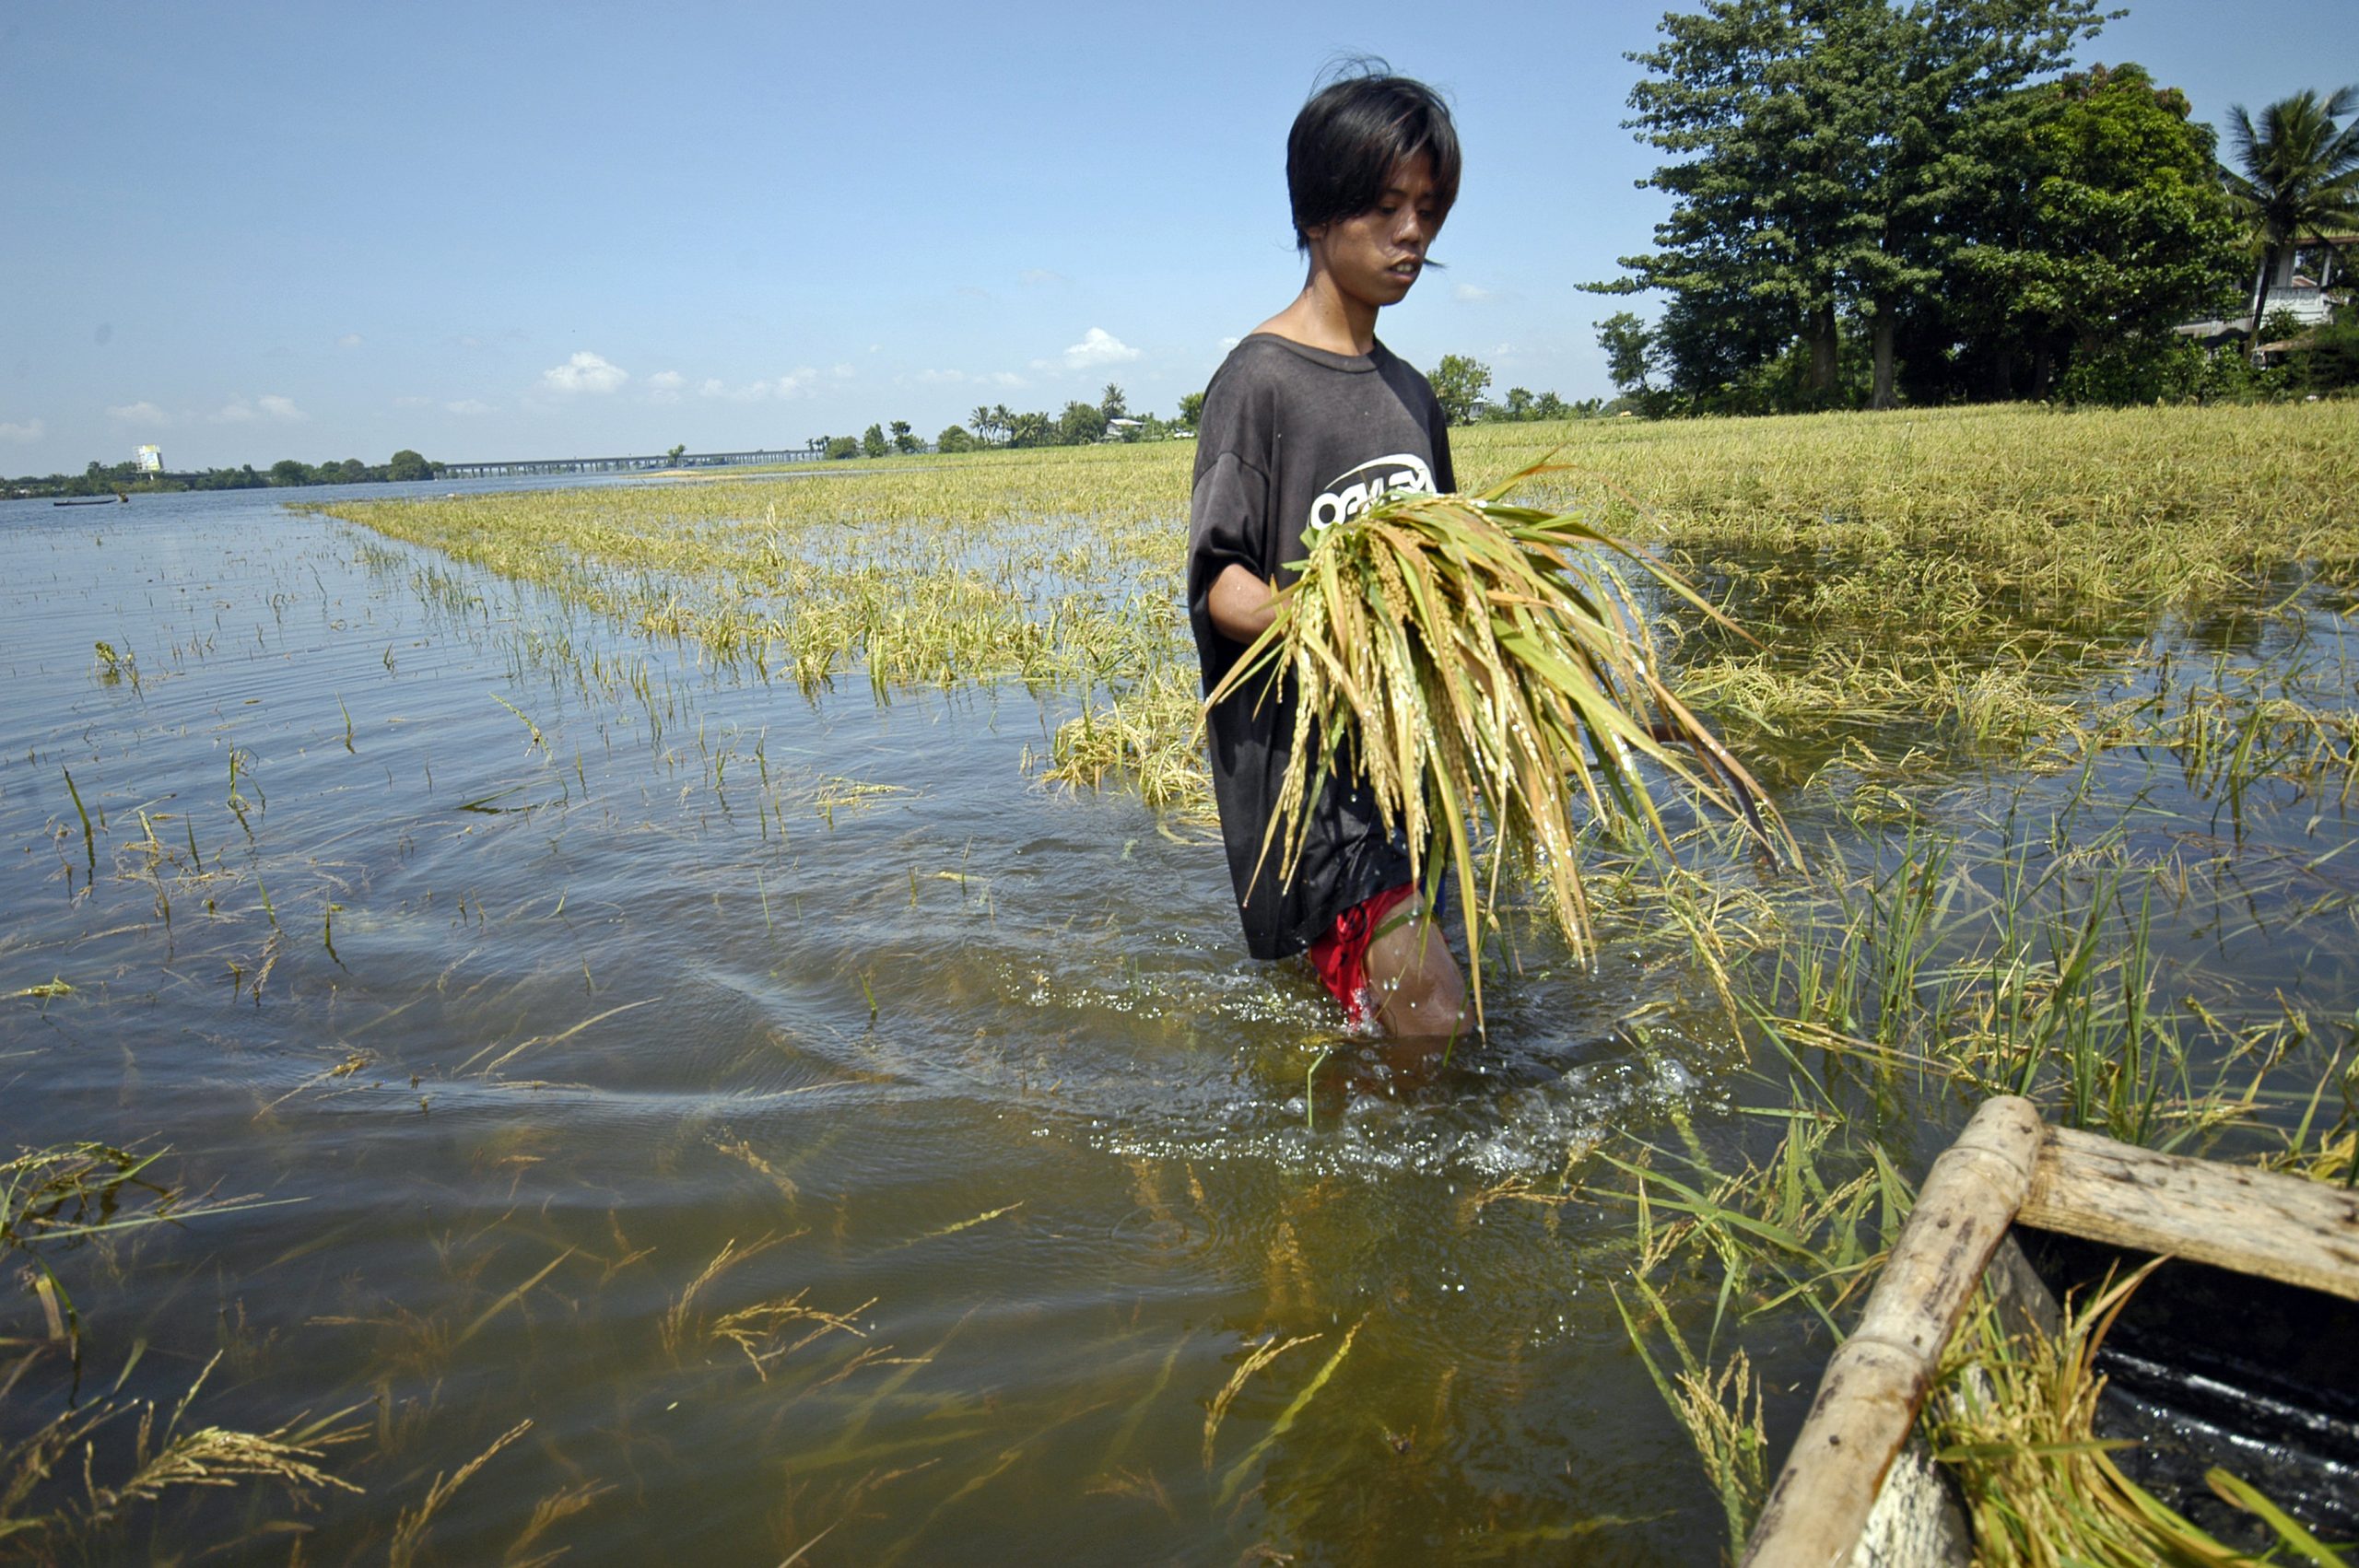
[2174,233,2354,350]
[135,445,163,474]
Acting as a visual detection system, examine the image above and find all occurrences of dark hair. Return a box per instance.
[1287,66,1461,252]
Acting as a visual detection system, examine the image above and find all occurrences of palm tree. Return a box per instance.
[968,404,993,442]
[991,404,1015,445]
[2222,86,2359,361]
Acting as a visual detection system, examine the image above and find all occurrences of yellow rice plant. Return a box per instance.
[1931,1265,2343,1566]
[1208,464,1785,1027]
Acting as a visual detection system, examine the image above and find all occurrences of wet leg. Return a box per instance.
[1365,909,1467,1043]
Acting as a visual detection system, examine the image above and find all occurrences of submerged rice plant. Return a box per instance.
[0,1353,365,1552]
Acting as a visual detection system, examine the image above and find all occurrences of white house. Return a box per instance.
[2175,233,2353,346]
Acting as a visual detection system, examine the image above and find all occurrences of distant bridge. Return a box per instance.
[439,447,827,479]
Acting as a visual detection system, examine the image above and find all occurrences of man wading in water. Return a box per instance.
[1187,69,1469,1042]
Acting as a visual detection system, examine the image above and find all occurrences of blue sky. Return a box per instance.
[4,0,2352,473]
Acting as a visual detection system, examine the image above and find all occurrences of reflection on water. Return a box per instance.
[5,475,2354,1561]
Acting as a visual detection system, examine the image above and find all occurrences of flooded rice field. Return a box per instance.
[5,406,2357,1562]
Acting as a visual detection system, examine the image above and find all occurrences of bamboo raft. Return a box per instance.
[1741,1096,2359,1568]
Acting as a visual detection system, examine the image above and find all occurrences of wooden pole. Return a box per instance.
[1741,1095,2043,1568]
[2019,1125,2359,1303]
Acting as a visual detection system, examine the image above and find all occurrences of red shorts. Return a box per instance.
[1306,883,1422,1026]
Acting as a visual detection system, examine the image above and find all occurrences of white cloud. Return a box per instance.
[1059,328,1140,370]
[204,394,304,424]
[646,369,685,404]
[336,333,364,348]
[108,401,171,425]
[445,399,496,415]
[0,417,44,442]
[1019,268,1068,287]
[696,369,820,402]
[393,394,434,409]
[987,370,1027,388]
[1452,283,1496,303]
[1215,335,1240,352]
[539,351,628,394]
[830,364,855,380]
[914,369,968,385]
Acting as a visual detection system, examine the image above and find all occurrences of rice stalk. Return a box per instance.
[1209,465,1784,1027]
[1930,1264,2330,1566]
[388,1418,534,1568]
[1612,1279,1766,1563]
[660,1232,794,1355]
[1202,1331,1318,1473]
[501,1479,615,1568]
[2,1353,364,1549]
[1213,1315,1363,1509]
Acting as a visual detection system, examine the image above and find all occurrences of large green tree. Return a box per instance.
[1940,64,2242,396]
[2223,86,2359,361]
[1056,401,1108,445]
[1427,354,1492,425]
[1610,0,2105,409]
[1595,311,1661,395]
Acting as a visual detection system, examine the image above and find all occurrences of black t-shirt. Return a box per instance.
[1186,333,1457,960]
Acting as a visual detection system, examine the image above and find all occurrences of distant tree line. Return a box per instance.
[806,385,1203,460]
[6,450,442,497]
[264,451,441,486]
[1425,354,1612,425]
[804,372,1617,453]
[1586,0,2359,414]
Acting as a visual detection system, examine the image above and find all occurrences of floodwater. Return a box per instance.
[4,480,2353,1562]
[2,484,1744,1564]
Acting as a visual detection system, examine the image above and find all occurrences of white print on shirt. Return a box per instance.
[1306,452,1437,533]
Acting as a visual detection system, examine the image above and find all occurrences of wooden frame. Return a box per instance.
[1738,1096,2359,1568]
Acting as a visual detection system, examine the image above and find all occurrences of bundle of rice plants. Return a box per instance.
[1207,464,1782,1027]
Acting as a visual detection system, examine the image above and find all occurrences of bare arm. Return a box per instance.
[1207,562,1279,642]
